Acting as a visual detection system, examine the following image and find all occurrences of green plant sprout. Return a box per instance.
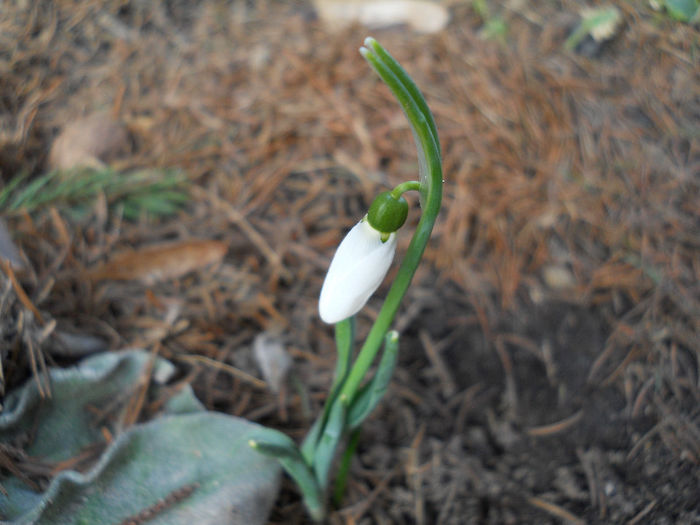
[249,37,443,521]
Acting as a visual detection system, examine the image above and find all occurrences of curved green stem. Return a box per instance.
[390,180,421,199]
[340,38,443,403]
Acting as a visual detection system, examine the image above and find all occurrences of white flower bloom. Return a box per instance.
[319,219,397,324]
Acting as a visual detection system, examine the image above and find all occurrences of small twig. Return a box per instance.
[0,259,44,325]
[49,206,71,247]
[627,420,665,459]
[407,423,427,525]
[177,353,268,390]
[494,337,518,419]
[627,500,657,525]
[342,468,397,522]
[601,346,639,386]
[526,410,584,437]
[419,330,456,398]
[23,326,50,399]
[576,448,604,514]
[193,186,292,281]
[587,339,618,383]
[631,377,654,418]
[453,383,485,435]
[122,347,157,428]
[49,443,105,475]
[0,444,42,491]
[526,496,585,525]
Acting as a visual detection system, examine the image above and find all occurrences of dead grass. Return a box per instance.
[1,0,698,523]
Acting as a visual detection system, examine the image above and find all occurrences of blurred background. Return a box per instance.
[1,1,698,523]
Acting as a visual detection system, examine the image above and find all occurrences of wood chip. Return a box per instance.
[88,239,227,284]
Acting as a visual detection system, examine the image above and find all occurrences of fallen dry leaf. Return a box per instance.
[49,112,131,171]
[253,332,292,393]
[89,239,227,284]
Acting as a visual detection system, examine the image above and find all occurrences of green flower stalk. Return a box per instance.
[250,37,443,521]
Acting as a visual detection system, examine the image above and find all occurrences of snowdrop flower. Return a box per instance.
[251,38,444,522]
[319,218,397,324]
[319,190,409,324]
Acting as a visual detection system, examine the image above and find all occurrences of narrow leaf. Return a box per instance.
[249,428,325,521]
[301,317,355,463]
[312,394,347,488]
[301,416,324,465]
[357,37,442,242]
[0,171,30,209]
[333,316,355,383]
[366,38,441,154]
[332,427,361,507]
[347,331,399,430]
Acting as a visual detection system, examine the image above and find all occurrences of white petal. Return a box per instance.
[319,220,397,324]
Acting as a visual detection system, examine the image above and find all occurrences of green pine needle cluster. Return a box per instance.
[0,168,189,220]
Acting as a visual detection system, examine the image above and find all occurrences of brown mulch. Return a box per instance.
[1,1,699,523]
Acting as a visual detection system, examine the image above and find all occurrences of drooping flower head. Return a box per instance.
[319,218,397,324]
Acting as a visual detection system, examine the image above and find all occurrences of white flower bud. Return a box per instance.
[319,219,397,324]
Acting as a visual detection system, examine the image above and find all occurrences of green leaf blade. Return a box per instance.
[249,428,325,521]
[347,331,399,430]
[312,394,347,489]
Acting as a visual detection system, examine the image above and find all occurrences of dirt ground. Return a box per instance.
[1,1,699,524]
